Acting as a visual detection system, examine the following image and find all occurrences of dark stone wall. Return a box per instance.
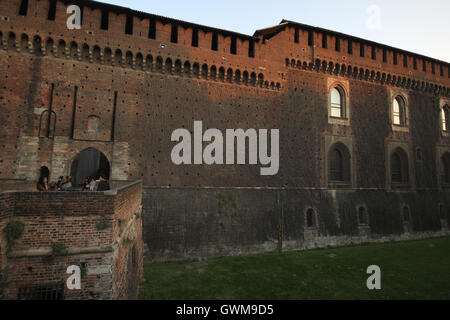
[143,187,450,262]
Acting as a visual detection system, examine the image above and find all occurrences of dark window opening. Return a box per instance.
[306,209,316,228]
[19,0,28,16]
[441,153,450,184]
[48,0,57,20]
[393,52,398,65]
[191,29,198,47]
[360,43,365,57]
[335,37,340,52]
[211,32,218,51]
[330,148,343,181]
[391,148,409,185]
[248,40,255,58]
[403,207,410,223]
[125,14,133,35]
[294,28,299,43]
[230,36,237,55]
[100,9,109,30]
[348,40,352,54]
[432,63,435,74]
[322,33,327,48]
[403,55,408,68]
[308,31,314,46]
[383,48,387,62]
[358,207,368,225]
[18,284,64,300]
[423,60,427,72]
[416,148,423,162]
[372,46,376,60]
[71,148,110,186]
[148,19,156,39]
[170,24,178,43]
[440,64,444,76]
[413,57,417,70]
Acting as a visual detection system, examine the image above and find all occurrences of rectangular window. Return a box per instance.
[372,46,376,60]
[48,0,57,21]
[230,36,237,55]
[360,43,365,57]
[322,33,327,48]
[125,14,133,35]
[423,60,427,72]
[294,28,299,43]
[248,40,255,58]
[100,9,109,30]
[393,52,398,65]
[413,57,417,70]
[335,37,340,52]
[440,64,444,76]
[348,40,352,54]
[432,63,435,74]
[383,48,387,62]
[170,24,178,43]
[19,0,28,16]
[308,31,314,46]
[18,284,64,300]
[403,55,408,68]
[211,32,218,51]
[191,28,198,47]
[148,19,156,39]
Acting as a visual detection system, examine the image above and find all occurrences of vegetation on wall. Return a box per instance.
[2,221,25,253]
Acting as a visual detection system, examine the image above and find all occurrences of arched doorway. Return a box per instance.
[70,148,110,186]
[39,166,50,180]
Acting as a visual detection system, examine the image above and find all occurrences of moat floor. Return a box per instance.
[139,237,450,300]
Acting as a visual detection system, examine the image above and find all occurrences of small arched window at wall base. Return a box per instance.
[357,206,369,226]
[87,116,100,133]
[402,206,411,223]
[305,208,318,228]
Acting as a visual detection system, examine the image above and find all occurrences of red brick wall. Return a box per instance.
[0,181,143,300]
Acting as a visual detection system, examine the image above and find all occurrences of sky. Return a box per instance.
[100,0,449,62]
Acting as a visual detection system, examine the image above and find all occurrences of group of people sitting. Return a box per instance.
[37,175,110,192]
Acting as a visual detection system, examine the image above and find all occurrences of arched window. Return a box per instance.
[330,87,345,118]
[391,148,409,185]
[393,96,406,126]
[330,148,343,181]
[306,208,316,228]
[442,105,449,132]
[403,206,410,223]
[358,206,368,225]
[328,143,351,184]
[441,153,450,185]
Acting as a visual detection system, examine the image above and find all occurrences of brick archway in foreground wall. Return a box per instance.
[70,147,111,186]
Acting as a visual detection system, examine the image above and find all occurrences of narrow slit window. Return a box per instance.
[360,43,365,57]
[308,31,314,46]
[403,55,408,68]
[372,46,376,60]
[211,32,218,51]
[335,37,340,52]
[248,40,255,58]
[393,52,398,65]
[148,19,156,39]
[322,33,327,48]
[230,36,237,54]
[101,10,109,30]
[294,28,299,43]
[170,24,178,43]
[19,0,28,16]
[383,48,387,62]
[125,14,133,35]
[48,0,57,20]
[348,40,352,54]
[191,29,198,47]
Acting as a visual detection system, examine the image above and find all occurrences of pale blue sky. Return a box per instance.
[101,0,449,62]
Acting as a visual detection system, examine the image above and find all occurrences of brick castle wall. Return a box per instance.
[0,181,143,300]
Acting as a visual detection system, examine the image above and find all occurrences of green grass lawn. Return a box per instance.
[139,237,450,300]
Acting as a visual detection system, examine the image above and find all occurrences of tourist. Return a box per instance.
[96,175,110,191]
[56,176,64,190]
[88,176,97,191]
[48,179,57,191]
[61,176,73,191]
[37,177,48,191]
[82,178,89,191]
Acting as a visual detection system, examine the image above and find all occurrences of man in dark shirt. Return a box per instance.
[96,175,110,192]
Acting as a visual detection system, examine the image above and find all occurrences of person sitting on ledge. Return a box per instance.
[37,176,48,191]
[96,175,110,192]
[88,176,97,191]
[48,178,57,191]
[61,176,73,191]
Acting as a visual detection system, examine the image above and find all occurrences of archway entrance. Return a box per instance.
[70,148,110,186]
